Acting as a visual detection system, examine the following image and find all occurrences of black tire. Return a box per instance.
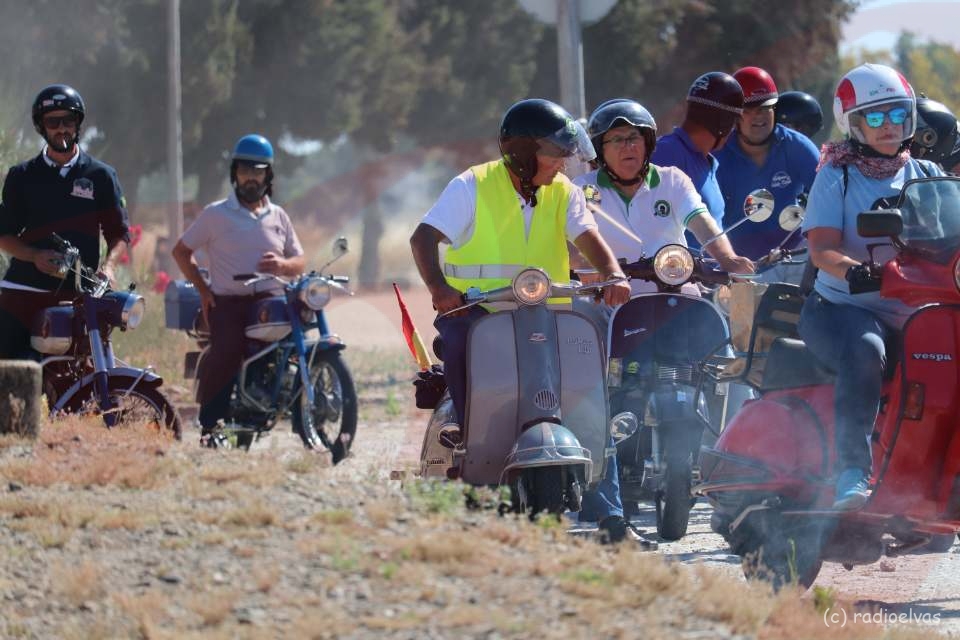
[291,351,357,464]
[737,512,823,591]
[925,534,955,553]
[656,453,693,541]
[61,378,182,440]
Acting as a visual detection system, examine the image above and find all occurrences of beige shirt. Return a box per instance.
[180,192,303,296]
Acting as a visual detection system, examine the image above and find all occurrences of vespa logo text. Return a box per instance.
[567,336,594,354]
[912,352,953,362]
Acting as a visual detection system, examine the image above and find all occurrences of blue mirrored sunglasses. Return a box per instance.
[863,107,908,128]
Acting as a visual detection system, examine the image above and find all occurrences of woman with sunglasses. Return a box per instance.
[799,63,944,510]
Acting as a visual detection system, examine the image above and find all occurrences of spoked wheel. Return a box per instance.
[291,351,357,464]
[736,510,823,591]
[60,378,182,440]
[656,452,694,541]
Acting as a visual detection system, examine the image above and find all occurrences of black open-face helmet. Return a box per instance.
[31,84,85,149]
[499,98,595,205]
[587,98,657,185]
[775,91,824,139]
[911,97,959,165]
[685,72,744,149]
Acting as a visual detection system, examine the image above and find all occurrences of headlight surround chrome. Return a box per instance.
[954,257,960,294]
[299,277,332,310]
[512,268,551,305]
[653,244,695,286]
[121,294,146,330]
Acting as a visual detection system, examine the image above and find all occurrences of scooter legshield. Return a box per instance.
[461,309,608,486]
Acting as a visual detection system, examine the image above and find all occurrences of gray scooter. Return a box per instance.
[419,268,631,517]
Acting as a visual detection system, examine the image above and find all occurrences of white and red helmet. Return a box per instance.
[733,67,778,107]
[833,63,917,144]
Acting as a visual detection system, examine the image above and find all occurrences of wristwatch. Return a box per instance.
[607,271,628,280]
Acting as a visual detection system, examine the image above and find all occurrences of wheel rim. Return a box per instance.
[69,388,178,439]
[307,360,344,447]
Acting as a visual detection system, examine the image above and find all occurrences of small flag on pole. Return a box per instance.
[392,283,433,370]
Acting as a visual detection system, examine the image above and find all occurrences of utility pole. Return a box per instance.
[166,0,184,262]
[556,0,585,119]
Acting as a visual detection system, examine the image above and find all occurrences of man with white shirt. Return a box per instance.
[575,99,752,302]
[0,84,130,359]
[172,134,305,447]
[410,98,634,541]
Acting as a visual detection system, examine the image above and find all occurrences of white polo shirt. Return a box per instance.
[574,165,708,295]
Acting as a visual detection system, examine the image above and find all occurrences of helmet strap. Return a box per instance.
[601,163,646,187]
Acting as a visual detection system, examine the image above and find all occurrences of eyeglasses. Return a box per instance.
[603,133,644,149]
[42,113,79,129]
[862,107,908,128]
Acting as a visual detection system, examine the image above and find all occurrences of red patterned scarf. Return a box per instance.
[818,140,909,179]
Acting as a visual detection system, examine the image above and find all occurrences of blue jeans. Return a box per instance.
[579,437,624,522]
[798,292,890,475]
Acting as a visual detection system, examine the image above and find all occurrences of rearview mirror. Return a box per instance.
[333,236,349,256]
[743,189,774,223]
[778,204,804,232]
[610,411,639,443]
[857,210,903,238]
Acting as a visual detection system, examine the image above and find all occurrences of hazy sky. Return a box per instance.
[841,0,960,53]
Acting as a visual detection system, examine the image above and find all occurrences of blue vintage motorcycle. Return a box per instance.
[33,234,181,437]
[168,238,356,461]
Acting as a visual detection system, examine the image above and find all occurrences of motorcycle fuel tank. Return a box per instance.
[245,296,292,342]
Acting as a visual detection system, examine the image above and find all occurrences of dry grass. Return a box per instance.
[187,588,239,627]
[220,501,277,528]
[51,560,106,607]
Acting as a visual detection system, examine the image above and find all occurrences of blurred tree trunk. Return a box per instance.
[357,168,383,290]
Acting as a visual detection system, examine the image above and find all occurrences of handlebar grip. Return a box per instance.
[233,274,256,281]
[331,276,350,283]
[698,267,731,286]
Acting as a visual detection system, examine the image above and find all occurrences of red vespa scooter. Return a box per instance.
[698,176,960,589]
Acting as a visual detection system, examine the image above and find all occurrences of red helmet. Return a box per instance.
[833,63,916,145]
[733,67,778,107]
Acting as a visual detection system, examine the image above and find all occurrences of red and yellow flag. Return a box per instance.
[392,283,432,370]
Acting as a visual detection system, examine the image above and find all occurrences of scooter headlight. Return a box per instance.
[712,284,732,317]
[121,295,146,330]
[512,268,551,305]
[653,244,695,286]
[955,257,960,294]
[299,277,332,310]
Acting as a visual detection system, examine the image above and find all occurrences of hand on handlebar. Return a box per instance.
[431,282,466,316]
[718,255,755,279]
[33,249,67,277]
[603,279,631,306]
[846,262,882,294]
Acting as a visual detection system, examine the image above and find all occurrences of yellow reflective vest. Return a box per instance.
[443,159,572,303]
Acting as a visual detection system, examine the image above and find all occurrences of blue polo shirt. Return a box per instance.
[651,126,724,249]
[715,124,820,260]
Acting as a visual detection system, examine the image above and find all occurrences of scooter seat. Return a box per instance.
[759,337,835,391]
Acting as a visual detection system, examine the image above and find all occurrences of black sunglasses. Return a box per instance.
[42,114,79,129]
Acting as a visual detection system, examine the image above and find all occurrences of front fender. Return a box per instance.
[52,367,164,413]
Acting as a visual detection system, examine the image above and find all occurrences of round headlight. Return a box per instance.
[712,284,732,317]
[300,277,332,310]
[122,295,146,330]
[512,268,551,305]
[954,257,960,293]
[653,244,695,286]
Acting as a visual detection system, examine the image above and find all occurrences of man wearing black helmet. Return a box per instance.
[775,91,825,142]
[651,72,745,250]
[410,98,631,538]
[911,96,959,169]
[0,84,130,359]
